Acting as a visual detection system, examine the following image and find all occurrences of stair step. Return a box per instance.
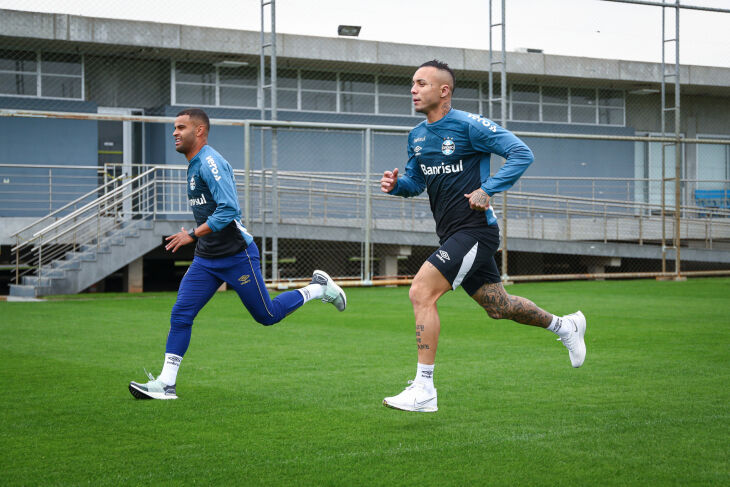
[9,284,37,297]
[120,228,140,238]
[22,276,53,286]
[105,236,125,246]
[35,268,65,278]
[135,220,154,230]
[53,259,80,270]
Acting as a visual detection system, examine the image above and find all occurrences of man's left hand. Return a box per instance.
[464,188,490,211]
[165,227,194,253]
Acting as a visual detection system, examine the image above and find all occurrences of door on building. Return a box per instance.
[634,137,684,211]
[97,107,144,217]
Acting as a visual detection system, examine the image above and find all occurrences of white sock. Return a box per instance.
[298,283,324,303]
[158,353,182,385]
[414,363,435,389]
[547,315,567,336]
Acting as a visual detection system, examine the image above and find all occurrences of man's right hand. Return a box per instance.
[380,168,399,193]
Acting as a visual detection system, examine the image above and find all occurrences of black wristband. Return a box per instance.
[188,228,198,241]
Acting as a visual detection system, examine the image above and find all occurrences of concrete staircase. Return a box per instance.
[9,220,159,298]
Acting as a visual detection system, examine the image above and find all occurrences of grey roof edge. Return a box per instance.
[1,8,728,88]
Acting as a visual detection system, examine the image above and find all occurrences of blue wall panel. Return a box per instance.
[0,98,99,216]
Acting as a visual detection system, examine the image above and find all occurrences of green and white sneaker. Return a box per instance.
[311,270,346,311]
[129,370,177,400]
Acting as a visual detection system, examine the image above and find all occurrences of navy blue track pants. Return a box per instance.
[165,242,304,356]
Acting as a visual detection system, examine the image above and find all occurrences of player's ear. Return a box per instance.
[441,84,451,98]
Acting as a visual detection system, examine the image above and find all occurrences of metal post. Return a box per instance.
[152,168,157,220]
[15,235,20,285]
[489,0,509,281]
[660,0,682,278]
[259,1,268,280]
[270,1,279,283]
[673,0,682,279]
[48,168,52,212]
[660,5,668,273]
[37,235,42,286]
[364,128,372,284]
[244,121,251,226]
[260,0,279,282]
[500,0,509,282]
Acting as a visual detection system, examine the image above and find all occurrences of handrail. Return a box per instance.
[27,179,156,246]
[10,173,126,238]
[11,167,155,252]
[31,167,156,238]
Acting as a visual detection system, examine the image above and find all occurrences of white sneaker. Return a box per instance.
[558,311,587,368]
[383,381,438,412]
[129,370,178,400]
[311,270,346,311]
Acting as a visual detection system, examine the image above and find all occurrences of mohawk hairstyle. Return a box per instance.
[419,59,455,94]
[176,108,210,133]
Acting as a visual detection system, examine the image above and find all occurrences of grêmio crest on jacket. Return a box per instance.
[187,171,209,207]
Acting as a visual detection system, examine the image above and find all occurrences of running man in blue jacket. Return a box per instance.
[381,61,586,412]
[129,108,346,400]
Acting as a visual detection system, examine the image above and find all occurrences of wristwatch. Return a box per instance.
[188,228,198,241]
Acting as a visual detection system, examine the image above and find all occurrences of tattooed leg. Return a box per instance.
[471,282,553,328]
[410,261,451,364]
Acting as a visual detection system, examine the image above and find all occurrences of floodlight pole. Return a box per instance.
[488,0,509,283]
[364,128,372,284]
[260,0,279,282]
[660,0,682,279]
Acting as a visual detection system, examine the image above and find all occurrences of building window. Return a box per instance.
[168,64,625,125]
[219,66,257,107]
[272,68,299,110]
[173,61,257,108]
[481,82,506,122]
[0,49,82,100]
[378,75,412,115]
[541,86,568,122]
[511,84,541,122]
[452,80,480,115]
[503,84,624,126]
[634,136,683,206]
[300,70,337,112]
[340,73,375,114]
[598,89,625,125]
[570,88,598,124]
[697,137,730,191]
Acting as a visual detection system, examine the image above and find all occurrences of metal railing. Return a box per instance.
[0,163,105,216]
[9,164,730,287]
[11,167,157,286]
[6,162,729,218]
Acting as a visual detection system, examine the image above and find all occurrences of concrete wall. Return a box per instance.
[2,9,728,90]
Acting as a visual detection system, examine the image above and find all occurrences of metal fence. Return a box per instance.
[5,154,730,288]
[1,1,729,288]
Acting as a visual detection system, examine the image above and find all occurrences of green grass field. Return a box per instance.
[1,279,728,486]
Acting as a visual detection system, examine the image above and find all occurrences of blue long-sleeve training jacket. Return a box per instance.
[186,145,254,258]
[389,108,534,241]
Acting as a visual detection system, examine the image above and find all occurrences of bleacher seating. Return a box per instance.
[694,189,729,212]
